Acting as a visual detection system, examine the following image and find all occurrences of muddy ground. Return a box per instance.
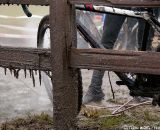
[0,69,160,130]
[0,68,130,122]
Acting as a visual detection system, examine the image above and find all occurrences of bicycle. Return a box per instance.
[37,5,160,112]
[21,5,32,17]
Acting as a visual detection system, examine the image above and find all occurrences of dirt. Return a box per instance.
[82,69,132,106]
[1,69,160,130]
[1,105,160,130]
[80,70,160,129]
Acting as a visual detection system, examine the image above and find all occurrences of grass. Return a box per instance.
[99,115,124,129]
[0,112,53,130]
[80,106,111,118]
[79,106,160,129]
[1,106,160,130]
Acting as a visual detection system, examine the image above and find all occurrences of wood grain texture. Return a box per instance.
[50,0,78,130]
[70,48,160,75]
[0,46,51,71]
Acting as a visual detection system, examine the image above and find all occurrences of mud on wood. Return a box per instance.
[70,48,160,75]
[0,46,51,86]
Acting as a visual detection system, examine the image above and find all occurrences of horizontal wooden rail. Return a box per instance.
[0,0,49,6]
[1,0,159,7]
[70,48,160,75]
[1,47,160,75]
[70,0,160,7]
[0,0,159,7]
[0,46,51,71]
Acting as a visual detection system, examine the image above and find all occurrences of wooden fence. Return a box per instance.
[0,0,160,129]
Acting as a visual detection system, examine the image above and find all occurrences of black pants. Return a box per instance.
[89,10,159,93]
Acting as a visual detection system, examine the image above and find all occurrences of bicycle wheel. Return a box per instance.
[37,15,83,113]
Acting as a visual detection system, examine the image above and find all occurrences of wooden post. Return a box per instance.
[50,0,79,129]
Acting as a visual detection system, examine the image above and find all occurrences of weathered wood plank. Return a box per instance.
[70,0,160,7]
[0,46,51,71]
[1,0,159,7]
[50,0,78,130]
[70,48,160,75]
[0,0,49,5]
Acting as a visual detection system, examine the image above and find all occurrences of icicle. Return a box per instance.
[13,69,16,78]
[39,70,41,86]
[16,69,20,79]
[14,69,18,79]
[31,70,35,87]
[15,69,17,78]
[15,69,18,78]
[38,53,42,85]
[4,67,7,75]
[9,68,12,75]
[24,66,27,78]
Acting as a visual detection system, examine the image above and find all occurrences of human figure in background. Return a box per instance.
[83,8,159,104]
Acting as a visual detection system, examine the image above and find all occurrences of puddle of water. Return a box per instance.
[0,5,52,122]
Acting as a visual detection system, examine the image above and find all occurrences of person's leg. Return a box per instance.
[101,14,126,49]
[83,70,105,104]
[83,14,126,104]
[123,17,139,50]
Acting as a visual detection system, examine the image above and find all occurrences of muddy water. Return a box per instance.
[0,5,53,122]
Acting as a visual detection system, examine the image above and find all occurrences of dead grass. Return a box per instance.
[0,112,53,130]
[1,106,160,130]
[79,105,160,129]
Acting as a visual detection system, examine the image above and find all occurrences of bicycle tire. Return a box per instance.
[37,15,83,113]
[37,13,160,104]
[37,15,50,48]
[21,5,32,17]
